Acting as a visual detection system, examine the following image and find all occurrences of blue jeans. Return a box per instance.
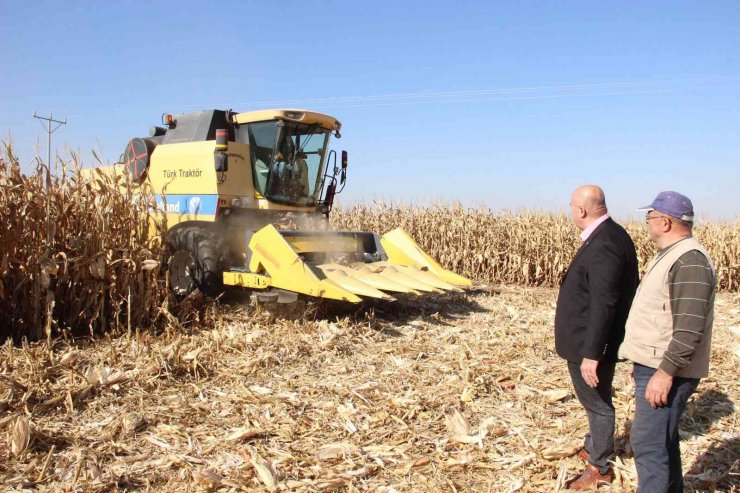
[631,363,699,493]
[568,360,616,474]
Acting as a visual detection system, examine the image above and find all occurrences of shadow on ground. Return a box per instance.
[686,436,739,491]
[220,286,494,335]
[684,389,736,437]
[682,389,737,491]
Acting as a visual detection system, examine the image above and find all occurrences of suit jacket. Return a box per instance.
[555,217,639,363]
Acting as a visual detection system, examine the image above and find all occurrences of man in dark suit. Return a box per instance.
[555,185,639,490]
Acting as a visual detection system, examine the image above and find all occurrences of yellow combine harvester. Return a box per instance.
[102,108,470,303]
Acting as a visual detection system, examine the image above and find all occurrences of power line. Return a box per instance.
[301,87,689,110]
[231,75,740,107]
[39,74,740,114]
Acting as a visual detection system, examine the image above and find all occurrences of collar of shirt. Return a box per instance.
[579,214,610,242]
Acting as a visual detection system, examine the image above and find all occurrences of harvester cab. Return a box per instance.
[111,108,470,303]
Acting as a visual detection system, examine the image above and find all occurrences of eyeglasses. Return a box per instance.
[645,214,671,222]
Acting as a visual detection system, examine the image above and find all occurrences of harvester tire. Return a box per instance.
[167,224,223,298]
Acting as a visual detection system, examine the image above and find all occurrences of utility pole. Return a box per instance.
[33,112,67,291]
[33,112,67,240]
[33,111,67,168]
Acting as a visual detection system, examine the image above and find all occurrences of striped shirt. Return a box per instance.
[659,249,716,376]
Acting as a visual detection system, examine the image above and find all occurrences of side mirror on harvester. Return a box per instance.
[340,150,348,184]
[215,153,228,172]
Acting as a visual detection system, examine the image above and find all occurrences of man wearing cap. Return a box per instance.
[619,191,716,493]
[555,185,639,490]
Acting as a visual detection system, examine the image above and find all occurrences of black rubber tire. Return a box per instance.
[167,223,223,298]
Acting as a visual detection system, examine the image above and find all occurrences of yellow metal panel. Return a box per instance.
[223,272,272,289]
[247,225,362,302]
[285,236,359,253]
[381,229,472,287]
[379,263,463,292]
[318,263,418,294]
[148,141,219,195]
[379,266,441,292]
[216,142,253,198]
[233,109,341,131]
[320,269,393,300]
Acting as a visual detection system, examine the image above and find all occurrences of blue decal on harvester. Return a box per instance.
[155,194,218,215]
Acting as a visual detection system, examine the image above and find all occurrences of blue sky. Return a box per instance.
[2,1,739,220]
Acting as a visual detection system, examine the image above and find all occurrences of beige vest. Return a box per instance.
[618,237,715,378]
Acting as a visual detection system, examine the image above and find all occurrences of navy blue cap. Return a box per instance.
[638,191,695,222]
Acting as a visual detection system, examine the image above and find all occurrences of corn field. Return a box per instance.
[1,150,738,491]
[331,202,740,291]
[0,144,168,342]
[2,144,738,342]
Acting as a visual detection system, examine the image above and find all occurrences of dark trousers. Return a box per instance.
[567,360,616,474]
[631,363,699,493]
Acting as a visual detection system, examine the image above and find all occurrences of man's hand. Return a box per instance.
[645,369,674,408]
[580,358,599,388]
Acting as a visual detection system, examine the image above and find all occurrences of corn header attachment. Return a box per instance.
[222,225,470,303]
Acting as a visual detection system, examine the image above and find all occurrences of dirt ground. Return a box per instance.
[1,287,738,492]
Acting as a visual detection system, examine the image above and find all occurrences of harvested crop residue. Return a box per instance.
[1,287,738,492]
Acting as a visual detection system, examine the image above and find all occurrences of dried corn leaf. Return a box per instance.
[445,409,471,438]
[460,387,474,402]
[248,447,278,491]
[344,419,357,434]
[540,445,579,460]
[316,442,351,461]
[479,417,507,439]
[341,465,378,479]
[249,385,272,395]
[84,366,99,385]
[225,427,263,443]
[59,350,79,366]
[196,469,224,484]
[313,478,346,491]
[542,389,571,402]
[9,416,31,456]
